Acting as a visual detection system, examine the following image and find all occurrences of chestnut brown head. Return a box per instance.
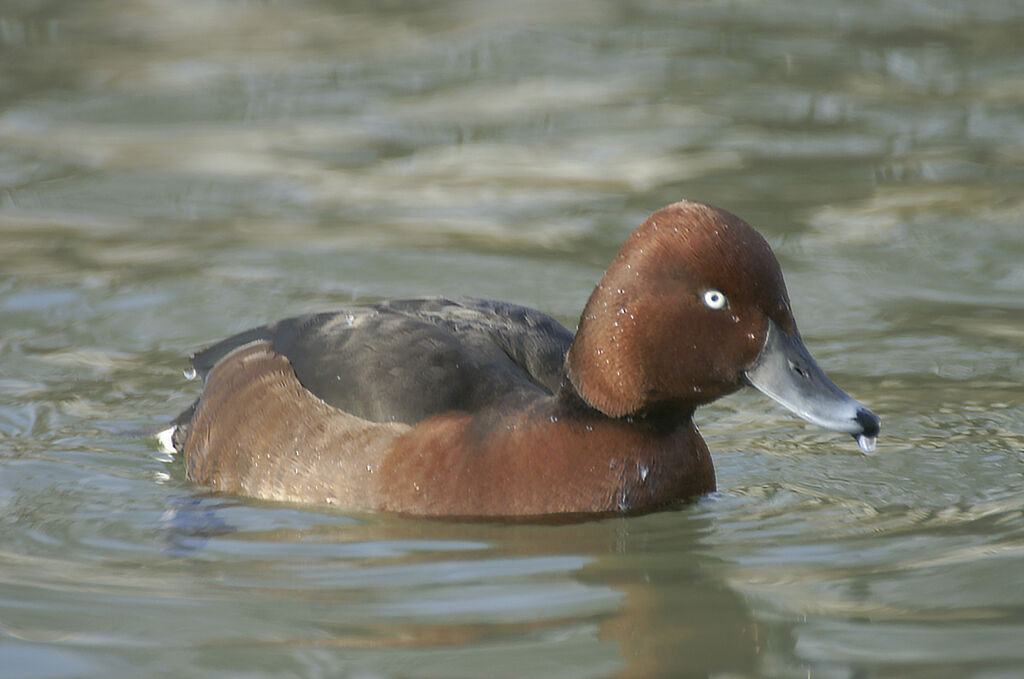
[566,201,796,417]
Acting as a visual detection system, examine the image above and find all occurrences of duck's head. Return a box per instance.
[566,200,880,451]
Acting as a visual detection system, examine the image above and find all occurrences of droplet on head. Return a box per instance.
[183,367,197,380]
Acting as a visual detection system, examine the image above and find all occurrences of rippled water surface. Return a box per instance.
[2,1,1023,677]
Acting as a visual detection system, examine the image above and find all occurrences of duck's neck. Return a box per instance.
[555,377,695,434]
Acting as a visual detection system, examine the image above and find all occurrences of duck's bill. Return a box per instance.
[744,319,881,452]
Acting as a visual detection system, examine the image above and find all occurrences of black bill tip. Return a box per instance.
[855,407,880,437]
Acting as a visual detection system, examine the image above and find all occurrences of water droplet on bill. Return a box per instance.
[855,433,877,453]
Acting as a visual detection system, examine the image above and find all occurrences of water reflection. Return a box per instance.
[153,495,764,678]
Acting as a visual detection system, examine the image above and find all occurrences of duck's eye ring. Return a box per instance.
[703,289,728,310]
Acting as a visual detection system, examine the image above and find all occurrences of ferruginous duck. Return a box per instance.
[159,200,880,517]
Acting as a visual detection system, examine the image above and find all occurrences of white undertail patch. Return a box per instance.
[155,426,178,455]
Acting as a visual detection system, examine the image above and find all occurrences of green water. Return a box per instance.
[1,1,1023,677]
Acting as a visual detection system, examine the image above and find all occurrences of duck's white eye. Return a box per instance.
[703,289,727,310]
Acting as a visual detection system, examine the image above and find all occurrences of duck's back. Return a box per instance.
[179,296,573,429]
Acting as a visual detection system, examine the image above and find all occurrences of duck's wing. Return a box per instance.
[183,297,574,426]
[380,297,572,394]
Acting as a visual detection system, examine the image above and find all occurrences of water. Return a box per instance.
[2,1,1023,677]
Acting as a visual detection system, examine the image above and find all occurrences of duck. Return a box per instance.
[158,200,880,517]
